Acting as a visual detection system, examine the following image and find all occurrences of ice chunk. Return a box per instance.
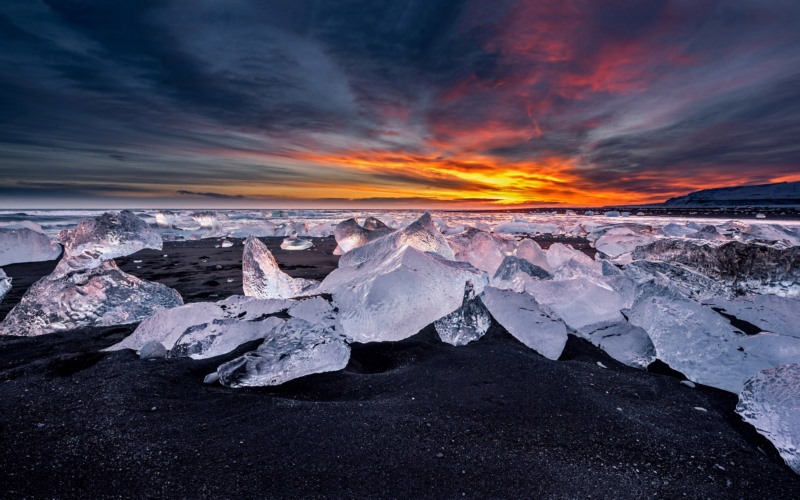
[707,295,800,338]
[54,210,161,277]
[0,268,10,302]
[242,236,317,299]
[515,239,550,272]
[338,213,455,268]
[582,321,656,369]
[280,232,313,250]
[172,316,285,359]
[446,227,512,275]
[632,239,800,297]
[217,318,350,387]
[625,283,800,393]
[736,364,800,475]
[221,239,234,248]
[525,276,634,333]
[0,261,182,336]
[154,211,177,227]
[592,227,656,259]
[686,225,728,242]
[0,228,61,266]
[229,221,277,238]
[491,256,551,292]
[333,218,394,253]
[604,211,621,217]
[480,287,567,360]
[139,341,168,360]
[434,281,491,346]
[624,260,730,301]
[191,211,220,229]
[545,243,602,279]
[321,245,487,343]
[494,221,560,235]
[660,223,697,238]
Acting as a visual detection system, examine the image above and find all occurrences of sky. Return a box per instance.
[1,0,800,209]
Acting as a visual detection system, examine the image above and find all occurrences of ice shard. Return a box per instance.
[333,218,394,254]
[491,255,551,292]
[480,287,567,360]
[581,321,656,369]
[632,239,800,297]
[242,236,317,299]
[592,226,656,259]
[736,364,800,475]
[338,213,455,268]
[545,243,602,279]
[321,245,487,343]
[434,281,491,346]
[707,295,800,338]
[515,239,550,272]
[0,227,61,266]
[524,276,634,334]
[623,260,730,301]
[216,318,350,387]
[446,227,512,275]
[0,261,182,336]
[0,268,10,302]
[625,283,800,393]
[280,232,313,250]
[54,210,162,278]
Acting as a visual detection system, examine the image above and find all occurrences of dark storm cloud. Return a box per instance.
[176,190,246,199]
[0,0,799,206]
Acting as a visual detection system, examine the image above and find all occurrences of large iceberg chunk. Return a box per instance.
[216,318,350,387]
[0,268,9,302]
[338,213,454,268]
[446,228,513,275]
[632,240,800,297]
[591,226,656,259]
[333,218,394,254]
[434,281,491,346]
[708,295,800,338]
[491,255,551,292]
[0,227,61,266]
[321,245,487,343]
[624,260,730,301]
[736,364,800,475]
[582,321,656,369]
[54,210,162,277]
[545,243,601,279]
[625,283,800,393]
[524,276,634,334]
[0,261,182,336]
[480,287,567,360]
[242,236,317,299]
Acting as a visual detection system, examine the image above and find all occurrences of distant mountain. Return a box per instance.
[664,181,800,207]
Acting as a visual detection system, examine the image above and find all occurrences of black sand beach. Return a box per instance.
[1,237,798,498]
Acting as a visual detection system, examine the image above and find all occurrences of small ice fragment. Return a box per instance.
[0,268,10,303]
[204,372,220,384]
[280,232,313,251]
[597,361,608,369]
[133,260,142,263]
[434,281,491,346]
[681,380,696,388]
[242,236,317,299]
[694,406,708,412]
[221,240,234,248]
[139,341,168,360]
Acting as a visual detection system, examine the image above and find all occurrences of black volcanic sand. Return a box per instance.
[1,237,799,498]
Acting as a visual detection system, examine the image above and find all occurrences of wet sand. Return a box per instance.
[0,237,798,498]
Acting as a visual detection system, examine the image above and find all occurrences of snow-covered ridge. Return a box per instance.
[665,181,800,207]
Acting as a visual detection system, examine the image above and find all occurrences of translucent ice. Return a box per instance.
[191,211,220,229]
[491,256,552,292]
[321,245,487,343]
[632,239,800,297]
[624,260,730,301]
[333,218,394,254]
[592,226,656,259]
[446,227,512,275]
[707,295,800,338]
[480,287,567,360]
[0,261,182,336]
[242,236,317,299]
[736,364,800,475]
[625,283,800,393]
[0,228,61,266]
[434,281,491,346]
[524,276,634,334]
[515,239,550,272]
[280,232,313,251]
[0,268,9,302]
[154,211,177,227]
[54,210,162,277]
[545,243,602,279]
[217,318,350,387]
[581,321,656,369]
[338,213,455,268]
